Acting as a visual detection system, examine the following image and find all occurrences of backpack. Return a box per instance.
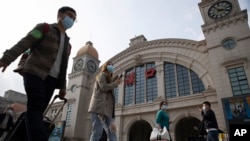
[13,23,50,75]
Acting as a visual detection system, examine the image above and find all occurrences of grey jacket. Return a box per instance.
[88,72,118,118]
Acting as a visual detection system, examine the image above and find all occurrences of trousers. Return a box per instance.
[23,73,57,141]
[89,113,117,141]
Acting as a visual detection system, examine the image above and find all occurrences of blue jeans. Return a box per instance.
[23,73,57,141]
[207,130,219,141]
[89,113,117,141]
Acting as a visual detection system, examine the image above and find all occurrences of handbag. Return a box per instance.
[150,127,170,141]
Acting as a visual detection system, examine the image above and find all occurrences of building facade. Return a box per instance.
[57,0,250,141]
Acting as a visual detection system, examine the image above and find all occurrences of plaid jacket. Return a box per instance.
[0,23,71,89]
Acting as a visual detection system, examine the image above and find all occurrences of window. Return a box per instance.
[228,66,250,95]
[114,87,118,104]
[164,62,205,98]
[135,65,145,104]
[177,65,190,96]
[164,63,176,98]
[124,69,135,106]
[146,63,157,102]
[124,63,157,106]
[66,103,73,126]
[191,70,205,94]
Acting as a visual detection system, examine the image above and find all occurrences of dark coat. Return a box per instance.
[201,109,218,129]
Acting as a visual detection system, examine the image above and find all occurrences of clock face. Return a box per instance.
[87,60,97,73]
[71,84,77,92]
[208,1,232,19]
[74,59,84,71]
[222,38,236,49]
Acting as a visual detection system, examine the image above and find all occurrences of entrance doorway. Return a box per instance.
[175,117,203,141]
[129,120,152,141]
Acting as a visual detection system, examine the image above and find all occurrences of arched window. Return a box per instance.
[164,62,205,98]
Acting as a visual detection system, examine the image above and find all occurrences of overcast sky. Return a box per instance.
[0,0,249,97]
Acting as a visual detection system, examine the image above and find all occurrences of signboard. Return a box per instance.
[221,94,250,140]
[222,95,250,122]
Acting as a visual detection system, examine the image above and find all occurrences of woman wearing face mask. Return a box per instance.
[0,106,14,137]
[88,61,122,141]
[156,101,172,141]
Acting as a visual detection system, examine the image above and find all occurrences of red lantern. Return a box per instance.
[145,68,156,78]
[125,72,135,86]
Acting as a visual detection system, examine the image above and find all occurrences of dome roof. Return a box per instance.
[76,41,99,59]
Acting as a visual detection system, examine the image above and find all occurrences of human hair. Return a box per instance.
[203,101,211,108]
[58,6,77,16]
[159,101,167,110]
[97,61,113,83]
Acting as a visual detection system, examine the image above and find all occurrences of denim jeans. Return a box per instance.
[89,113,117,141]
[206,130,219,141]
[23,73,57,141]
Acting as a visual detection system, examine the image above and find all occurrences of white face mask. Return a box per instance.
[7,110,13,116]
[162,105,168,110]
[202,106,206,111]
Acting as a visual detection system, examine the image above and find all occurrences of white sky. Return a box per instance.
[0,0,249,97]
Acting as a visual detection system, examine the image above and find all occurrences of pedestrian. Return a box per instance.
[0,106,14,137]
[88,61,122,141]
[0,6,77,141]
[199,101,219,141]
[155,101,172,141]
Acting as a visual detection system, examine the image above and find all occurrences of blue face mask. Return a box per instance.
[62,16,74,29]
[107,65,115,73]
[162,105,168,110]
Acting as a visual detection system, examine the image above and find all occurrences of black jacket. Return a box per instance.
[201,109,218,129]
[0,113,14,131]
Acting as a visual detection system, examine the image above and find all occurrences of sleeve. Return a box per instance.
[0,23,46,65]
[156,110,162,124]
[97,73,118,92]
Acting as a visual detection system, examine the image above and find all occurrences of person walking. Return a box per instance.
[88,61,122,141]
[0,6,77,141]
[155,101,172,141]
[199,101,219,141]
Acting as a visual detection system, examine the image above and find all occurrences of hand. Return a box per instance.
[115,78,122,85]
[197,106,202,112]
[59,89,66,99]
[110,122,116,132]
[0,61,8,72]
[159,128,163,133]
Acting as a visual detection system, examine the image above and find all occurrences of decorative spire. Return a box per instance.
[86,41,93,46]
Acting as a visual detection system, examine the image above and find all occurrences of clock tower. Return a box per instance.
[63,41,100,140]
[198,0,250,130]
[198,0,248,48]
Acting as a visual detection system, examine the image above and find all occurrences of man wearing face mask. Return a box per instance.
[0,6,76,141]
[0,107,14,137]
[156,101,172,141]
[88,61,122,141]
[199,101,219,141]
